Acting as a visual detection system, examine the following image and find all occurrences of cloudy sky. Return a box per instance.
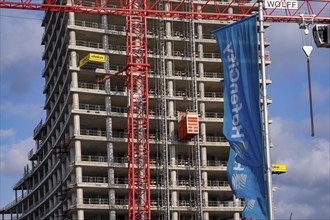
[1,8,329,220]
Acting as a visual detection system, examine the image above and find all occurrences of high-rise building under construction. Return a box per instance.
[0,1,271,220]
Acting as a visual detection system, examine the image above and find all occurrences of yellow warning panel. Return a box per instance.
[79,53,106,69]
[272,164,287,174]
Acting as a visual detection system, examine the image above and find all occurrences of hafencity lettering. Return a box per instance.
[223,42,245,139]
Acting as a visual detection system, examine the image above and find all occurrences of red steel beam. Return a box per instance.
[0,0,329,23]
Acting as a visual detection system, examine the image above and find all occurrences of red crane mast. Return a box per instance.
[0,0,329,219]
[125,1,150,219]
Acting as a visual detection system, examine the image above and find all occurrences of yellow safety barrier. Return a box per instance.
[272,164,287,174]
[79,53,106,69]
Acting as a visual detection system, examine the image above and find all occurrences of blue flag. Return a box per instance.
[213,15,268,219]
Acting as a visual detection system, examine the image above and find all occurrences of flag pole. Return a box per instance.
[258,1,275,219]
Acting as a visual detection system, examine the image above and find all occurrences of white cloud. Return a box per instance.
[298,81,330,108]
[0,11,43,71]
[0,128,16,139]
[0,136,33,176]
[0,102,43,122]
[0,10,44,96]
[270,116,330,219]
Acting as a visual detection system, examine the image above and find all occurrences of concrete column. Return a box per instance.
[199,82,204,98]
[166,41,172,56]
[201,146,207,167]
[77,188,83,204]
[170,170,177,186]
[199,63,204,78]
[108,168,114,184]
[76,167,82,183]
[72,93,79,109]
[108,155,115,218]
[172,211,178,220]
[200,102,205,118]
[202,171,208,187]
[109,188,116,220]
[197,23,203,39]
[71,71,78,89]
[74,140,81,161]
[169,145,176,166]
[171,191,177,207]
[69,30,76,46]
[106,117,112,140]
[165,21,171,37]
[167,60,173,76]
[168,101,174,118]
[105,95,111,111]
[73,115,80,135]
[69,144,75,162]
[107,143,113,162]
[169,121,175,141]
[200,122,206,143]
[203,190,209,219]
[69,30,78,69]
[203,212,209,220]
[69,124,74,137]
[198,43,203,58]
[77,210,84,220]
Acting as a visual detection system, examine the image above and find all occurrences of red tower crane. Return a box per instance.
[0,0,329,219]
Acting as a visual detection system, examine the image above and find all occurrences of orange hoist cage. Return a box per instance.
[178,112,199,140]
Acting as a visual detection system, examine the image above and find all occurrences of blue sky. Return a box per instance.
[1,9,329,219]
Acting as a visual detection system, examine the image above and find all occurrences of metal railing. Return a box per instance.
[202,33,215,39]
[80,129,106,137]
[74,20,126,32]
[204,92,223,98]
[78,82,105,90]
[112,157,128,163]
[203,53,221,59]
[75,40,224,61]
[81,155,107,162]
[206,160,227,166]
[83,198,109,205]
[205,136,226,142]
[207,180,229,187]
[79,103,105,111]
[178,200,195,207]
[204,71,223,78]
[177,179,195,187]
[112,132,128,138]
[204,112,223,118]
[207,201,244,207]
[82,176,108,183]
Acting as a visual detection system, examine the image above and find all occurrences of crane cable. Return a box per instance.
[301,22,315,137]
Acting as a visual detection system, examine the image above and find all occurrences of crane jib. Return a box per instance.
[0,0,329,23]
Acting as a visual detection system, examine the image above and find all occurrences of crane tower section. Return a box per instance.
[125,0,150,219]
